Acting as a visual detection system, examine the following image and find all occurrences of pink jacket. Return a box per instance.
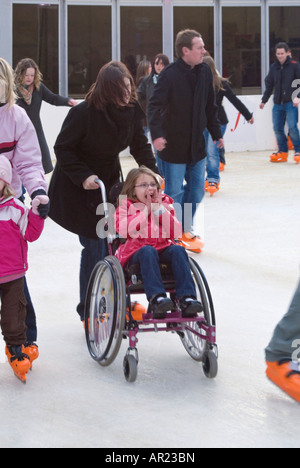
[114,194,182,267]
[0,104,47,198]
[0,197,44,283]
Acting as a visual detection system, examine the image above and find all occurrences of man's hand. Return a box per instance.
[153,137,167,152]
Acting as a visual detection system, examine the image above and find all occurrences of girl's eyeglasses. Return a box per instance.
[134,183,158,189]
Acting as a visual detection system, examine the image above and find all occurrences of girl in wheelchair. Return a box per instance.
[114,167,203,319]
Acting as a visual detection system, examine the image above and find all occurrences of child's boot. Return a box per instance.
[24,342,39,369]
[5,345,31,383]
[269,151,288,163]
[266,359,300,403]
[149,294,174,319]
[180,297,203,318]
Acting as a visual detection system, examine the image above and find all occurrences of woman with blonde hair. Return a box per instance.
[15,58,77,174]
[0,57,48,363]
[203,55,254,194]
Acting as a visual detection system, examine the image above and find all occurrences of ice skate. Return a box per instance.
[294,152,300,164]
[205,181,220,196]
[219,162,225,172]
[24,342,39,369]
[178,232,204,253]
[269,151,288,163]
[266,359,300,403]
[5,345,31,383]
[126,301,147,321]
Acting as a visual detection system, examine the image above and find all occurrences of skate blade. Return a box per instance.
[14,371,27,383]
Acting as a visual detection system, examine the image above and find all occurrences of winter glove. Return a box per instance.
[31,195,50,218]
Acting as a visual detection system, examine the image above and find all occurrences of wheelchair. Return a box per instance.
[84,179,218,383]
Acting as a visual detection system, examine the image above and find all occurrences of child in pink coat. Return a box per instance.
[115,166,203,319]
[0,155,48,383]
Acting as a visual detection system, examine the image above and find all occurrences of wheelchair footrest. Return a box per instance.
[142,311,202,324]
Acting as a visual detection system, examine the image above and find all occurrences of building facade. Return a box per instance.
[1,0,299,97]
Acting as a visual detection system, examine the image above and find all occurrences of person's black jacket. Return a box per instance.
[261,56,300,105]
[48,100,158,239]
[16,83,71,174]
[148,58,222,164]
[217,80,253,125]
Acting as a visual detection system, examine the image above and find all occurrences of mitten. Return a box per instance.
[31,195,50,218]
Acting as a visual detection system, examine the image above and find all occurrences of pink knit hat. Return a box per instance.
[0,155,12,185]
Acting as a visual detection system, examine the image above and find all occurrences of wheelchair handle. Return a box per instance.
[95,178,109,223]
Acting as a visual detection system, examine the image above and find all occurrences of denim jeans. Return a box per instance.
[157,157,206,234]
[265,280,300,362]
[129,244,197,300]
[77,236,108,320]
[24,277,37,343]
[273,102,300,153]
[204,124,227,184]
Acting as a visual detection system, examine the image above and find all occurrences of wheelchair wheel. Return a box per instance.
[123,354,138,383]
[179,257,216,363]
[85,255,126,367]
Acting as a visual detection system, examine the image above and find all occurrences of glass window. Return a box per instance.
[222,7,261,95]
[174,6,214,57]
[269,7,300,63]
[68,6,111,98]
[121,7,162,82]
[13,4,59,92]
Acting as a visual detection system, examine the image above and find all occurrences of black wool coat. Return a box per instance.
[48,101,158,239]
[17,83,70,174]
[148,58,222,164]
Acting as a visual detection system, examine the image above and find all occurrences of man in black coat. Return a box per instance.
[260,42,300,163]
[148,29,223,253]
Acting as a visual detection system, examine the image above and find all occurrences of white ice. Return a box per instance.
[0,151,300,448]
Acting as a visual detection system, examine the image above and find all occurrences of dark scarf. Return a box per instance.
[106,105,135,145]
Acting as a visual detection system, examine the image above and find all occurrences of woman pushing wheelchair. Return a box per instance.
[48,61,159,324]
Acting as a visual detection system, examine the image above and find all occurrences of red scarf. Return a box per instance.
[18,84,34,105]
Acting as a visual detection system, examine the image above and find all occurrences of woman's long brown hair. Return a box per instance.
[86,61,137,110]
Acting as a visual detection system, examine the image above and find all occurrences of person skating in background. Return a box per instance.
[203,56,254,195]
[0,155,48,383]
[15,58,77,174]
[148,30,223,253]
[260,42,300,164]
[137,53,170,175]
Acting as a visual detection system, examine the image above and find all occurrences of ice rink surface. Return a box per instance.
[0,151,300,448]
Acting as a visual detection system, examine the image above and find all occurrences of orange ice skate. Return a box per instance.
[294,152,300,164]
[269,151,288,163]
[126,301,147,321]
[5,345,31,383]
[205,181,220,196]
[266,359,300,403]
[178,232,204,253]
[24,342,39,369]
